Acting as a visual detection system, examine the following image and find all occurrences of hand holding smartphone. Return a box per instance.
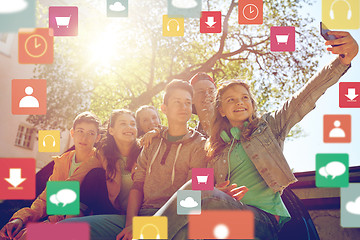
[320,22,344,57]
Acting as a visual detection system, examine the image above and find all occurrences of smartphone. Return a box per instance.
[320,22,344,57]
[320,22,337,41]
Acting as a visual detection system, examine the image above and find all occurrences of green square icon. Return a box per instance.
[46,181,79,215]
[316,154,349,188]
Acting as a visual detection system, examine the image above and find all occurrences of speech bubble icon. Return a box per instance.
[49,194,60,206]
[319,167,328,178]
[56,189,77,207]
[325,161,346,179]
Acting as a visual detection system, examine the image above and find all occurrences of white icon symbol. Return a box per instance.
[276,34,289,44]
[330,0,352,20]
[345,88,358,102]
[172,0,198,9]
[167,19,180,31]
[329,120,346,138]
[109,1,126,12]
[213,224,230,239]
[0,0,28,14]
[196,174,209,184]
[43,135,56,147]
[140,223,161,239]
[319,161,346,179]
[346,196,360,215]
[49,189,77,207]
[180,196,198,208]
[243,4,259,21]
[55,15,71,28]
[19,86,39,108]
[5,168,26,189]
[205,16,216,28]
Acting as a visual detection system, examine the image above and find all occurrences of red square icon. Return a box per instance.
[49,6,78,36]
[323,115,351,143]
[270,26,295,52]
[12,79,47,115]
[27,222,89,240]
[339,82,360,108]
[188,210,254,239]
[238,0,263,24]
[200,11,221,33]
[18,28,54,64]
[0,158,36,200]
[192,168,214,191]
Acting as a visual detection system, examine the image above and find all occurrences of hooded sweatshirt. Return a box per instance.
[132,128,207,209]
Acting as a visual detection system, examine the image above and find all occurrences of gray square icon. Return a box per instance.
[177,190,201,215]
[341,183,360,227]
[0,0,36,32]
[168,0,202,18]
[107,0,128,17]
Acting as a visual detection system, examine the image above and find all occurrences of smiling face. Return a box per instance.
[192,80,216,114]
[162,89,192,125]
[109,113,137,144]
[219,84,254,128]
[70,122,100,152]
[137,108,160,133]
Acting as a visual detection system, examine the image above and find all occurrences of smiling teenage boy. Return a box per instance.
[117,80,207,240]
[0,112,101,240]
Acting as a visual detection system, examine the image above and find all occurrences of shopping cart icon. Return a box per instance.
[196,175,209,184]
[275,34,289,44]
[55,15,71,28]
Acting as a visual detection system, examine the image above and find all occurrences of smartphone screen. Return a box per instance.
[320,22,337,41]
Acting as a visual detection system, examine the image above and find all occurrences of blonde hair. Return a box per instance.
[206,80,260,157]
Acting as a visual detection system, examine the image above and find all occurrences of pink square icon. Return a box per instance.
[27,222,89,240]
[192,168,214,190]
[200,11,222,33]
[49,6,78,36]
[339,82,360,108]
[270,26,295,52]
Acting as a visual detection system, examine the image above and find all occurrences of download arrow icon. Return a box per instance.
[345,88,358,101]
[5,168,26,189]
[205,16,216,28]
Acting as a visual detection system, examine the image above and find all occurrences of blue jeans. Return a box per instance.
[155,179,280,240]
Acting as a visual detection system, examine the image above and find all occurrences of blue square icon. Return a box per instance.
[0,0,36,32]
[177,190,201,215]
[168,0,202,18]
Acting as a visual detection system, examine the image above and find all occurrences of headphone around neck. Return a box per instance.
[220,121,249,143]
[330,0,352,20]
[43,135,56,147]
[167,19,180,31]
[139,223,161,239]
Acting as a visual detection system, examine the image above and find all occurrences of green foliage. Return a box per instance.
[29,0,323,139]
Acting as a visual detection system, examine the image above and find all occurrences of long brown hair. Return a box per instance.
[207,80,260,157]
[98,109,141,180]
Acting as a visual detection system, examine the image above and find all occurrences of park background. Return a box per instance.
[0,0,359,238]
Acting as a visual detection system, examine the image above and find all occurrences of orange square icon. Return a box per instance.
[238,0,263,24]
[12,79,47,115]
[188,210,254,239]
[19,28,54,64]
[323,115,351,143]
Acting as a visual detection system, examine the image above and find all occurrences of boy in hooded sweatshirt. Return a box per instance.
[116,79,207,240]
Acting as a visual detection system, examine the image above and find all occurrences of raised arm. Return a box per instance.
[268,31,358,142]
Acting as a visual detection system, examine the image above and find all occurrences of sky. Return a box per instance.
[283,0,360,172]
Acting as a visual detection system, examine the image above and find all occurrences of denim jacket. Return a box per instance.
[208,58,351,193]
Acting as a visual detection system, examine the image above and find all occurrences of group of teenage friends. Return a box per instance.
[0,31,358,240]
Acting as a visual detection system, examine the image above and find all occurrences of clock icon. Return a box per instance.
[243,4,259,21]
[24,34,48,58]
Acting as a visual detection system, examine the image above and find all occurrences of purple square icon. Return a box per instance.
[49,6,78,36]
[27,222,89,240]
[192,168,214,191]
[270,26,295,52]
